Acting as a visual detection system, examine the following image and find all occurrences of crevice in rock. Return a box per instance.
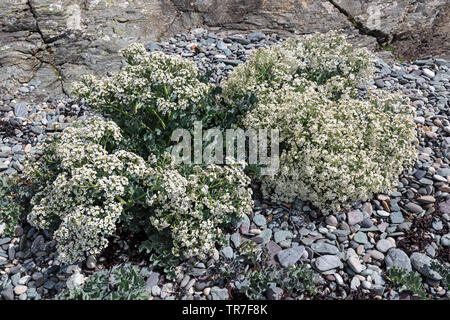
[26,0,68,97]
[27,0,67,44]
[27,0,47,44]
[327,0,392,46]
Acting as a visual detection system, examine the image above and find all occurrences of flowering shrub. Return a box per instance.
[130,155,254,260]
[0,176,23,237]
[24,117,144,263]
[25,117,253,263]
[223,31,418,212]
[222,31,375,103]
[72,43,216,157]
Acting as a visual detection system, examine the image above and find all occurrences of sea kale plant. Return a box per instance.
[55,264,149,300]
[222,31,375,104]
[386,267,429,299]
[0,176,26,237]
[237,264,317,300]
[72,43,218,158]
[139,156,253,260]
[24,117,253,264]
[222,31,418,212]
[24,117,143,263]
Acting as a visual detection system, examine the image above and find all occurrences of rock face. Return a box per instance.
[1,0,448,101]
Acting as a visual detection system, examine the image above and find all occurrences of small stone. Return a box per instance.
[253,214,266,227]
[314,255,343,272]
[266,287,283,300]
[376,239,395,253]
[18,293,27,300]
[0,238,11,245]
[326,216,338,227]
[437,168,450,177]
[361,218,373,228]
[378,222,389,233]
[216,40,228,50]
[347,210,363,226]
[361,281,371,290]
[274,230,292,243]
[266,241,282,266]
[432,220,443,231]
[371,284,385,296]
[404,202,424,213]
[368,250,385,261]
[1,288,14,300]
[240,223,249,234]
[180,275,190,288]
[86,255,96,269]
[259,229,272,244]
[146,272,160,288]
[334,273,344,286]
[439,200,450,215]
[377,210,390,217]
[43,280,55,290]
[375,79,385,88]
[66,272,86,290]
[26,287,38,299]
[350,276,360,290]
[353,232,368,244]
[210,286,229,300]
[410,252,442,280]
[14,103,28,118]
[230,233,241,248]
[422,68,435,78]
[418,195,436,204]
[414,116,425,124]
[160,283,173,299]
[8,245,15,260]
[385,248,412,271]
[221,246,233,259]
[14,226,23,237]
[151,286,161,296]
[361,202,373,216]
[276,246,305,268]
[425,244,436,257]
[347,256,363,273]
[311,242,339,255]
[440,234,450,247]
[390,212,404,224]
[14,285,27,295]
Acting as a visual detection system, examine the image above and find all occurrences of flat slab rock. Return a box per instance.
[314,255,343,272]
[410,252,442,281]
[276,246,305,268]
[384,248,412,271]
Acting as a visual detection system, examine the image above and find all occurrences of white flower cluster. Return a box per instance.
[222,30,375,102]
[145,156,253,260]
[25,117,149,263]
[25,117,253,263]
[223,31,418,213]
[72,43,212,117]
